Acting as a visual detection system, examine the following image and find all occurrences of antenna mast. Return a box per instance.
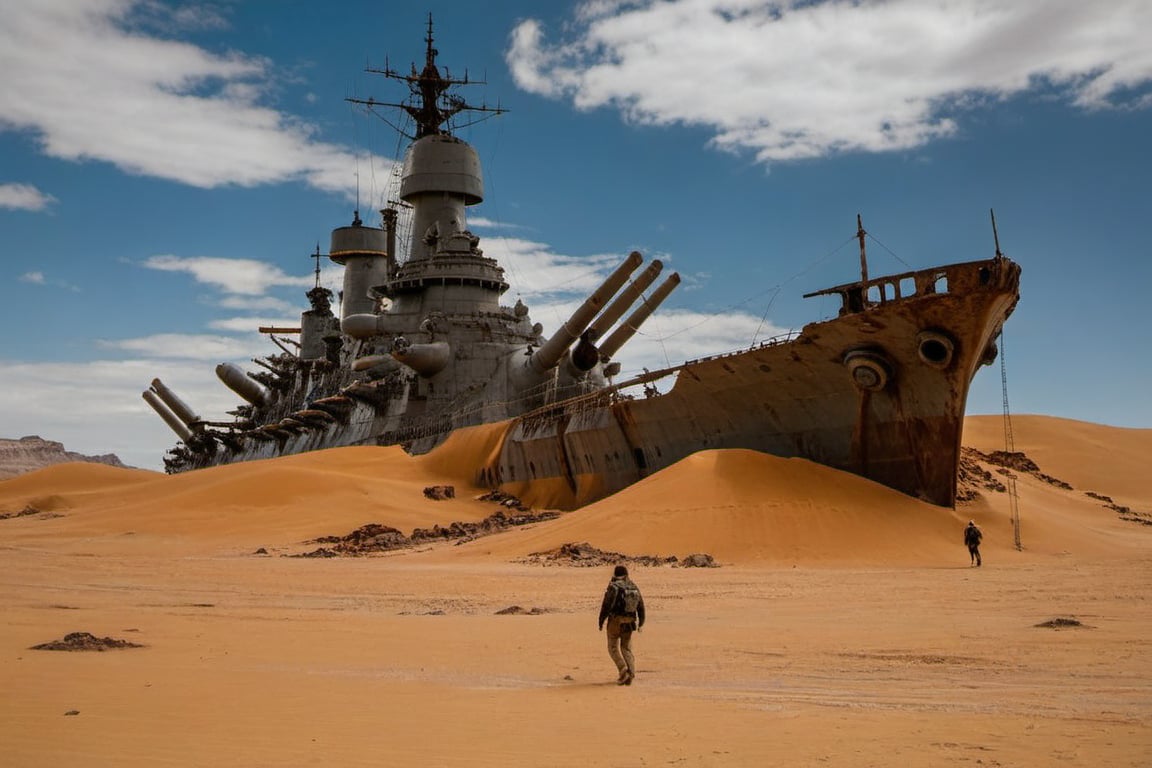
[346,13,506,139]
[991,208,1003,258]
[856,213,869,285]
[311,244,322,289]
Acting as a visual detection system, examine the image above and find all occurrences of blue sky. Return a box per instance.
[2,0,1150,471]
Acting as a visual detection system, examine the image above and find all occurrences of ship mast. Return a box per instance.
[347,14,505,139]
[856,213,869,285]
[990,208,1004,259]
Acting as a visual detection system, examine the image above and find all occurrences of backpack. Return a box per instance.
[613,580,641,615]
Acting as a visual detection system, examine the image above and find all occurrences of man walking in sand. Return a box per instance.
[965,520,983,567]
[598,564,646,685]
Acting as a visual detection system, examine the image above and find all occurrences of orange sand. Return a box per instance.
[1,414,1149,766]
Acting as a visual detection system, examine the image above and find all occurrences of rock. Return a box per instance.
[495,605,547,615]
[0,435,128,480]
[1034,617,1086,629]
[677,553,719,568]
[31,632,144,651]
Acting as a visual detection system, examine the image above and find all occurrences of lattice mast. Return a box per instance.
[347,14,505,140]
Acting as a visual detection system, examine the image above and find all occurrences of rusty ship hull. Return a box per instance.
[144,25,1021,511]
[489,256,1020,509]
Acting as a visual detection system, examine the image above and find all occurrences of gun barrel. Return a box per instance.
[215,363,268,407]
[587,257,662,339]
[148,378,200,428]
[598,272,681,362]
[142,389,193,441]
[528,251,643,374]
[390,340,451,378]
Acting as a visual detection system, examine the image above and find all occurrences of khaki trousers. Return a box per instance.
[605,614,636,674]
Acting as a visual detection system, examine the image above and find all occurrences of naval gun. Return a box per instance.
[506,251,643,393]
[567,256,664,373]
[215,362,270,407]
[142,378,200,440]
[598,272,682,362]
[142,389,193,442]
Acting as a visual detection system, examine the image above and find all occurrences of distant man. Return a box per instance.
[598,564,646,685]
[964,520,983,567]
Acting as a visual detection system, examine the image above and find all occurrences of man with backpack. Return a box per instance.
[964,520,983,567]
[598,564,646,685]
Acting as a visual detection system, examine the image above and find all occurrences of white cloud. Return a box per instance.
[467,215,526,230]
[0,0,390,193]
[142,255,314,296]
[208,317,299,334]
[0,183,57,211]
[216,295,299,313]
[98,332,266,361]
[17,268,80,292]
[480,234,636,304]
[506,0,1152,163]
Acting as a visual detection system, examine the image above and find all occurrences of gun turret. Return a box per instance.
[598,272,681,362]
[351,354,401,373]
[390,337,451,378]
[525,251,643,376]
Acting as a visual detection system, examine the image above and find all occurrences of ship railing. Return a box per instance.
[678,330,800,368]
[801,255,1016,314]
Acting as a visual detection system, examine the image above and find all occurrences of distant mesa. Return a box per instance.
[0,435,129,480]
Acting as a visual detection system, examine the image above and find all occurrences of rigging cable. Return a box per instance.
[864,231,913,270]
[1000,329,1023,550]
[646,233,858,346]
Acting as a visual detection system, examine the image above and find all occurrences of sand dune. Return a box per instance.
[965,414,1152,509]
[2,415,1148,563]
[2,415,1149,767]
[463,450,966,564]
[0,444,497,550]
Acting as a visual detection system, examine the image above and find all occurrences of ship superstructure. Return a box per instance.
[145,22,681,472]
[143,23,1020,509]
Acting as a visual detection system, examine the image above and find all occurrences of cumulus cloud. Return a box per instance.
[0,183,57,211]
[141,255,314,295]
[506,0,1152,163]
[216,295,300,313]
[98,332,265,361]
[0,0,391,193]
[208,317,299,334]
[481,235,639,304]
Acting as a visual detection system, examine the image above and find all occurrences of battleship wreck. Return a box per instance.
[143,24,1021,509]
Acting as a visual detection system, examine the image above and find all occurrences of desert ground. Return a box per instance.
[1,414,1149,767]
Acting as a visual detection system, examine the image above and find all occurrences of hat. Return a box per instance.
[613,564,629,577]
[968,520,975,525]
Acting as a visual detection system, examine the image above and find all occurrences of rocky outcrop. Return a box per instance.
[0,436,127,480]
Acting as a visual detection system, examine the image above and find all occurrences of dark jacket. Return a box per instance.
[598,576,646,628]
[964,524,983,547]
